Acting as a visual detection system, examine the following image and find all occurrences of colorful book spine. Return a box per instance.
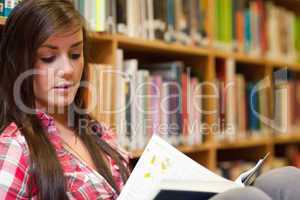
[4,0,14,17]
[296,16,300,61]
[151,75,162,136]
[246,83,259,131]
[0,0,4,16]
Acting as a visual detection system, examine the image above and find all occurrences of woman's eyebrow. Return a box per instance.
[40,41,83,49]
[70,41,83,48]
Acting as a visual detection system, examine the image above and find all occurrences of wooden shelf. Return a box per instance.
[130,142,212,159]
[216,136,270,150]
[92,33,211,57]
[274,133,300,144]
[268,60,300,71]
[213,50,268,66]
[91,33,300,69]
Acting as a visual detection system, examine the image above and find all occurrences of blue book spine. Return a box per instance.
[244,9,252,52]
[4,0,13,17]
[167,0,174,28]
[247,83,259,131]
[4,0,21,17]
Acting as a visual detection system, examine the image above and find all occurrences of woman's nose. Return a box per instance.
[58,55,74,76]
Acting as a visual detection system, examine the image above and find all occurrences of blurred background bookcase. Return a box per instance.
[2,0,300,179]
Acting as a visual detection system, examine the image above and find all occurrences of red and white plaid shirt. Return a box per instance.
[0,111,130,200]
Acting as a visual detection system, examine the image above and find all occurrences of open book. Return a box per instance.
[118,135,269,200]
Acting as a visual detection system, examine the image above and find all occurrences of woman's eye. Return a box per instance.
[70,53,81,60]
[41,56,56,63]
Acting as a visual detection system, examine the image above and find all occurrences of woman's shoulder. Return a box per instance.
[0,122,30,156]
[0,122,34,197]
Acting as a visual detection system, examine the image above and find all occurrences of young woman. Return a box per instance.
[0,0,129,199]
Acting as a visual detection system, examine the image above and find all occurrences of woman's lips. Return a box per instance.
[53,83,73,92]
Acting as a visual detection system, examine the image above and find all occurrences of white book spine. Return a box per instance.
[124,59,138,150]
[225,58,236,140]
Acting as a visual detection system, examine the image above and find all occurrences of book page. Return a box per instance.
[118,135,237,200]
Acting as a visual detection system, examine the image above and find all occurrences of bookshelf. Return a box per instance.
[2,0,300,172]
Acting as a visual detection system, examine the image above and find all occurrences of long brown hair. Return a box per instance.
[0,0,129,199]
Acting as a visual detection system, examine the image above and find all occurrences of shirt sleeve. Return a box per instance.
[0,135,31,199]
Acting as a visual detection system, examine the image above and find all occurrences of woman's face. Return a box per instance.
[34,28,84,112]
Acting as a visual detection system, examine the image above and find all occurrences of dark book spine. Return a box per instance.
[116,0,127,34]
[0,0,4,16]
[106,0,117,33]
[154,0,167,40]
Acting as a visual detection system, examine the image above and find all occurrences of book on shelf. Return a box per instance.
[72,0,210,46]
[86,63,114,126]
[140,61,184,145]
[118,135,269,200]
[0,0,22,17]
[0,0,4,17]
[73,0,300,63]
[213,0,300,63]
[112,49,205,150]
[215,58,270,141]
[273,70,300,134]
[296,17,300,62]
[2,0,300,64]
[73,0,116,33]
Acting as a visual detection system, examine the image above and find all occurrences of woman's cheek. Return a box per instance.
[33,69,53,102]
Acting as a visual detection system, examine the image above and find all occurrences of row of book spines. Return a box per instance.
[296,17,300,56]
[215,76,269,139]
[72,0,209,45]
[119,61,204,150]
[0,0,22,17]
[216,76,300,139]
[73,0,108,32]
[273,81,300,133]
[72,0,300,55]
[214,0,299,52]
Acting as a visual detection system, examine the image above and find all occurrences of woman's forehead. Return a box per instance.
[41,28,83,48]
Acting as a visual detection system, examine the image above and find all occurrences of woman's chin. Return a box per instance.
[45,99,74,112]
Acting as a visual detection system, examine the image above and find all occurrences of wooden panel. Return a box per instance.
[217,136,270,150]
[274,134,300,144]
[217,145,270,162]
